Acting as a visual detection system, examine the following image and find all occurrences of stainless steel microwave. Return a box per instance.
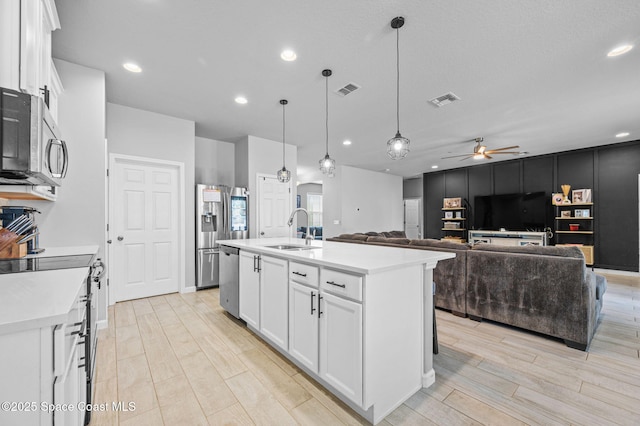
[0,87,68,186]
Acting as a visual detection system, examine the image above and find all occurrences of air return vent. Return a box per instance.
[335,82,361,97]
[429,92,460,107]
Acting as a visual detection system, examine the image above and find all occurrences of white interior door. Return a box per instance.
[110,155,182,302]
[257,175,292,238]
[404,198,421,239]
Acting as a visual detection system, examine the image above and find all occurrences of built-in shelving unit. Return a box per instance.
[441,206,466,243]
[554,202,594,265]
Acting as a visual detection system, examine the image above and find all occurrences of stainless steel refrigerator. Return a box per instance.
[196,184,248,289]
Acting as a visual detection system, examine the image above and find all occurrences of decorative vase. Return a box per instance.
[561,184,571,204]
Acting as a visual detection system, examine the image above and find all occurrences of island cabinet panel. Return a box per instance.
[289,281,319,371]
[259,256,289,351]
[319,291,363,406]
[238,251,261,329]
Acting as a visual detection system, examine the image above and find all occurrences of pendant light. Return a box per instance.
[319,69,336,177]
[387,16,410,160]
[276,99,291,183]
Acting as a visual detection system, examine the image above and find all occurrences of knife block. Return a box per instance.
[0,241,27,259]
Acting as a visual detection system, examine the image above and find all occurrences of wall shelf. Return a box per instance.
[554,198,594,265]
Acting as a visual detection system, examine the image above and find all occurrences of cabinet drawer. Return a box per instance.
[289,261,319,287]
[320,269,362,302]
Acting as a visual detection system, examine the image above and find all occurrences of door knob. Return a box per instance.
[117,236,124,241]
[107,240,112,244]
[260,232,265,236]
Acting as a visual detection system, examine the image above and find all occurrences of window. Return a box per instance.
[307,193,323,227]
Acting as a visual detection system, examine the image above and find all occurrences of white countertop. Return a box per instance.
[25,245,100,259]
[0,245,99,335]
[218,238,455,274]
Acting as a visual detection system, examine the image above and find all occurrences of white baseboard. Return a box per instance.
[181,286,196,294]
[594,268,640,277]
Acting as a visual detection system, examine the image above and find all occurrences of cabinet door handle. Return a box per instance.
[318,295,323,318]
[310,292,316,315]
[253,255,256,272]
[256,255,261,272]
[326,280,346,288]
[292,271,307,277]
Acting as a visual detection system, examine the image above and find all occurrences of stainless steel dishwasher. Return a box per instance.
[219,245,240,318]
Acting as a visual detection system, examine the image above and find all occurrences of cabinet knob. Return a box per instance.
[117,236,124,241]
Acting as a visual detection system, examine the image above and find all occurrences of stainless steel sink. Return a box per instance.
[264,244,319,251]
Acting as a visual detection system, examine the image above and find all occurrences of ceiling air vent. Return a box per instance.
[335,82,361,97]
[429,92,460,107]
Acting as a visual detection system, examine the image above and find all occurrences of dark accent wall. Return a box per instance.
[423,140,640,271]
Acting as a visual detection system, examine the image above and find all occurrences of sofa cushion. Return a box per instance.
[471,243,584,259]
[367,236,410,245]
[336,233,368,241]
[382,230,407,238]
[364,231,383,236]
[409,238,470,251]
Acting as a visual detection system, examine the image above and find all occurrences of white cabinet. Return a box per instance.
[239,251,289,351]
[239,251,261,329]
[289,281,319,371]
[259,255,288,350]
[0,0,62,116]
[319,281,363,406]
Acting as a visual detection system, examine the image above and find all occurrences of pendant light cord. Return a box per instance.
[325,74,329,156]
[282,102,286,167]
[396,24,400,134]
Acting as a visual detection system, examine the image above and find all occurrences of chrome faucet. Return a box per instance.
[287,208,314,245]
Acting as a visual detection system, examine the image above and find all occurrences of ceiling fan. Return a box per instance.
[441,137,521,161]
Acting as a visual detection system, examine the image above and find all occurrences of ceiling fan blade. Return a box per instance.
[484,154,493,159]
[441,154,475,159]
[485,145,520,153]
[459,156,474,161]
[485,151,521,155]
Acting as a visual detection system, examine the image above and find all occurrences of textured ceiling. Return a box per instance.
[52,0,640,183]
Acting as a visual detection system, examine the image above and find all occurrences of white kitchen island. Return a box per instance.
[218,238,455,424]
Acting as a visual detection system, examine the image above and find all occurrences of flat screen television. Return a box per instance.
[474,192,551,231]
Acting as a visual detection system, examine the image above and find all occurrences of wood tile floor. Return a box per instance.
[91,272,640,425]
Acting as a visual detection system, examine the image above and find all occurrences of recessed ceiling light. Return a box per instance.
[616,132,630,138]
[384,168,390,172]
[431,165,438,169]
[607,44,633,57]
[518,151,529,156]
[281,49,297,61]
[123,62,142,73]
[343,140,352,146]
[234,96,248,104]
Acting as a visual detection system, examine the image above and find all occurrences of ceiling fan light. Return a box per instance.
[473,153,485,160]
[387,132,410,160]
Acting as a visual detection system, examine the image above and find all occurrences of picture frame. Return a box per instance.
[572,188,592,204]
[443,197,462,208]
[578,209,590,217]
[561,210,571,218]
[444,211,454,219]
[552,193,564,205]
[574,210,582,218]
[455,211,463,218]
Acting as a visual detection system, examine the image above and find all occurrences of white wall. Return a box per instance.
[235,135,297,238]
[7,59,107,318]
[323,166,403,237]
[106,103,196,289]
[195,136,234,186]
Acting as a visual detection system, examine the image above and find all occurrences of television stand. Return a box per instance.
[468,230,547,246]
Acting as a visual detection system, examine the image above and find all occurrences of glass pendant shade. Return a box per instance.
[319,154,335,177]
[387,131,410,160]
[277,167,291,182]
[276,99,291,182]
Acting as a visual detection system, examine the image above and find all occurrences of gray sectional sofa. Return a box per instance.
[327,232,606,350]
